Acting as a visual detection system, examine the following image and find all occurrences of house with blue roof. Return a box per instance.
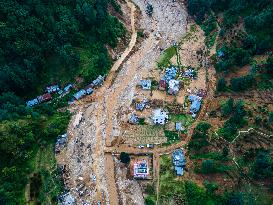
[140,80,152,90]
[172,149,186,176]
[73,89,86,100]
[188,94,202,115]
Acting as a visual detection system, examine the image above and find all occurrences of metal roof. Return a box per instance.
[73,89,86,100]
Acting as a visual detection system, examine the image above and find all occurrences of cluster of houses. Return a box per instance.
[72,75,104,101]
[26,84,71,107]
[26,75,105,107]
[159,66,180,95]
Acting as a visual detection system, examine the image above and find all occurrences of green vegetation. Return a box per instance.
[169,113,194,131]
[218,99,247,142]
[0,105,70,204]
[164,130,180,145]
[120,152,130,164]
[188,0,273,93]
[157,47,176,68]
[188,122,211,151]
[144,184,156,205]
[158,155,241,205]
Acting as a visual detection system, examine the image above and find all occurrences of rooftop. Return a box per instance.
[73,89,86,100]
[152,109,168,125]
[140,79,152,90]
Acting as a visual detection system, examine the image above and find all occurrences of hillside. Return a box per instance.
[0,0,127,204]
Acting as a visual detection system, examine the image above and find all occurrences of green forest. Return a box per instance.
[0,0,125,204]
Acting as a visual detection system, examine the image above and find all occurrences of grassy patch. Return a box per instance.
[205,31,218,49]
[169,114,194,131]
[157,46,176,68]
[164,130,180,145]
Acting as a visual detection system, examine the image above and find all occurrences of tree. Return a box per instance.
[201,159,215,174]
[269,112,273,123]
[222,147,229,158]
[120,152,130,164]
[227,192,244,205]
[217,78,227,92]
[221,98,234,117]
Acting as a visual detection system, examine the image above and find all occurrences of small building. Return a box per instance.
[168,79,180,95]
[217,50,225,58]
[152,109,168,125]
[175,122,185,131]
[159,79,167,90]
[188,95,202,114]
[46,85,60,93]
[135,99,148,111]
[64,84,73,92]
[37,93,52,103]
[73,89,86,100]
[164,66,178,82]
[55,133,68,153]
[132,159,149,179]
[172,149,186,176]
[26,98,39,107]
[140,79,152,90]
[92,75,104,87]
[183,69,196,78]
[129,113,139,124]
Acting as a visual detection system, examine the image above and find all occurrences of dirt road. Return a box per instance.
[58,0,187,204]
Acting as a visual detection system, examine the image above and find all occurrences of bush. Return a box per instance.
[201,159,215,174]
[217,78,227,92]
[120,152,130,164]
[145,196,155,205]
[221,98,234,117]
[230,75,256,91]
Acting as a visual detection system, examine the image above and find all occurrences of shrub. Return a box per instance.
[201,159,215,174]
[120,152,130,164]
[217,78,227,92]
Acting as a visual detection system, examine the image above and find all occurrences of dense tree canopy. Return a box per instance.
[0,0,125,96]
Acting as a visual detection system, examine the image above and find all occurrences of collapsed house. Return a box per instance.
[58,192,75,205]
[152,109,168,125]
[183,68,196,78]
[140,79,152,90]
[129,113,139,124]
[172,149,186,176]
[131,159,149,179]
[188,94,202,116]
[168,79,180,95]
[135,99,148,111]
[55,133,68,154]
